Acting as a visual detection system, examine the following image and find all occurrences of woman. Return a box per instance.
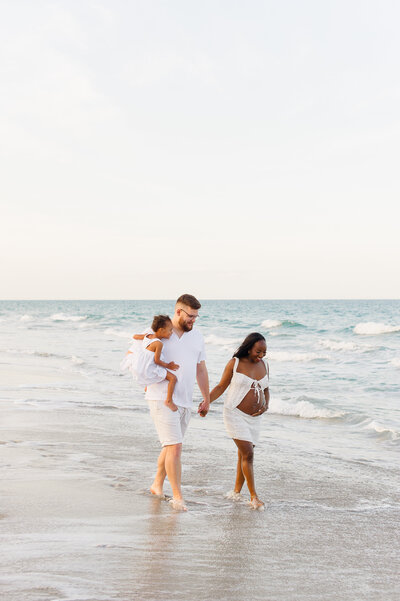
[210,333,269,509]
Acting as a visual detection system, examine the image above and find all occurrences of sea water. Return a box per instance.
[0,300,399,600]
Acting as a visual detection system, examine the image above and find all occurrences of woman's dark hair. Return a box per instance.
[233,332,266,358]
[151,315,172,331]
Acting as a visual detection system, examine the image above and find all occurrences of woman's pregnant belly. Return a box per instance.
[236,388,264,415]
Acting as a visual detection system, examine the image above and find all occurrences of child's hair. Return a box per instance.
[233,332,266,358]
[151,314,172,332]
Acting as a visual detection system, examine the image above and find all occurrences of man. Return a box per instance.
[145,293,210,511]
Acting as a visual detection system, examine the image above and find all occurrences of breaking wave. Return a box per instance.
[51,313,87,322]
[268,351,327,362]
[261,319,282,328]
[204,334,241,348]
[269,397,345,419]
[20,314,34,322]
[362,420,400,442]
[354,322,400,335]
[261,319,305,330]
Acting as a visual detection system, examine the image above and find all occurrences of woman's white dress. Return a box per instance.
[223,357,269,444]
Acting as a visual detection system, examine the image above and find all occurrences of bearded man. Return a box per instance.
[145,294,210,510]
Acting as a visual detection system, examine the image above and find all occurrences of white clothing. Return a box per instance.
[135,336,168,386]
[121,336,168,388]
[148,399,192,446]
[223,357,269,445]
[224,357,269,410]
[223,407,263,445]
[146,327,206,408]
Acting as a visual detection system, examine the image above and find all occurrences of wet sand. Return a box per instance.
[1,364,399,601]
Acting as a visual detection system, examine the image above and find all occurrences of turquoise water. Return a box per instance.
[1,299,399,469]
[1,300,399,600]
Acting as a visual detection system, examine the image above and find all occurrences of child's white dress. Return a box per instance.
[121,335,167,387]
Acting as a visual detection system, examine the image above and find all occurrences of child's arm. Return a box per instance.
[133,334,146,340]
[153,342,179,370]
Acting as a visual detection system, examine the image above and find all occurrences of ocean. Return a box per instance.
[1,299,399,600]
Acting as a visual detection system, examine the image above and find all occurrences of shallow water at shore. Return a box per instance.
[1,300,400,599]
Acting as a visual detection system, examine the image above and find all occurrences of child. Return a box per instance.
[122,315,179,412]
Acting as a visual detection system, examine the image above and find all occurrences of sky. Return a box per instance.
[1,0,399,299]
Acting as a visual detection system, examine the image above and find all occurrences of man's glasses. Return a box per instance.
[180,308,199,320]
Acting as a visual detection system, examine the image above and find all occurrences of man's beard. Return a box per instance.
[179,317,193,332]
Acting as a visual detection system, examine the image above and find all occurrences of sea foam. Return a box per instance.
[204,334,241,348]
[363,420,399,441]
[268,351,327,362]
[20,314,34,322]
[51,313,87,322]
[261,319,282,329]
[354,322,400,335]
[269,397,345,419]
[319,338,359,352]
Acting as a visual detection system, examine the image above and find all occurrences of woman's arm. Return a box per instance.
[210,359,235,403]
[133,334,146,340]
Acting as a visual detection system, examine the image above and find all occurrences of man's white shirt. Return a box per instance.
[145,327,206,408]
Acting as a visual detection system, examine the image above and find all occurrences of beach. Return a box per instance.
[1,300,399,600]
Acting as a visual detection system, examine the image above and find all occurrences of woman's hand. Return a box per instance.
[251,389,269,416]
[197,398,210,417]
[251,404,268,416]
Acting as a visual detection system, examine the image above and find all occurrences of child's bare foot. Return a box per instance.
[169,498,187,511]
[164,399,178,412]
[249,496,265,510]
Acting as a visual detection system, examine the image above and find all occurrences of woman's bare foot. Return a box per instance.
[169,498,187,511]
[225,490,243,501]
[249,496,265,510]
[165,399,178,412]
[150,485,165,498]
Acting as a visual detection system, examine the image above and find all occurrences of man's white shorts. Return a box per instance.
[148,400,192,447]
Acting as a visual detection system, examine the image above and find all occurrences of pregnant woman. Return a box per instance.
[209,333,269,509]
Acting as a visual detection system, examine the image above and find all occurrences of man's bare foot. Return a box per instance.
[169,498,187,511]
[249,497,265,510]
[164,399,178,412]
[150,486,165,499]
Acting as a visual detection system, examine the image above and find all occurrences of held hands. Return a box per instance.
[167,361,180,371]
[197,399,210,417]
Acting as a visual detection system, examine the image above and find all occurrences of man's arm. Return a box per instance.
[196,361,210,417]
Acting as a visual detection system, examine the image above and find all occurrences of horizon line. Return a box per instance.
[0,298,398,302]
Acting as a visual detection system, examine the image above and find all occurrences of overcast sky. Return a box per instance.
[1,0,399,299]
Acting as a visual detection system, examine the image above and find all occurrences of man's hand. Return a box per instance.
[197,399,210,417]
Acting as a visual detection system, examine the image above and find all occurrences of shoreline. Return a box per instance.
[1,384,400,600]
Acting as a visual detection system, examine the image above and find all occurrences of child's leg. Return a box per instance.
[165,372,178,412]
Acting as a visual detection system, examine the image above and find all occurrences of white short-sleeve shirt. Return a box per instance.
[145,327,206,408]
